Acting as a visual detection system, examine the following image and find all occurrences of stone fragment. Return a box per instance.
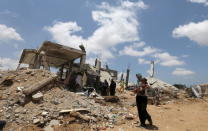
[14,107,23,113]
[125,113,134,120]
[103,96,120,103]
[51,99,60,105]
[59,108,90,114]
[49,120,59,126]
[42,111,49,116]
[33,119,40,124]
[32,92,43,102]
[15,114,19,118]
[16,86,24,92]
[25,70,32,74]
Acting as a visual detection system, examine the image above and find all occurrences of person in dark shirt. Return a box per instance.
[110,79,116,96]
[134,78,153,127]
[0,120,6,131]
[101,80,109,96]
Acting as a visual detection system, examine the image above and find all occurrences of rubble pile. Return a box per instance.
[0,69,135,130]
[146,77,182,103]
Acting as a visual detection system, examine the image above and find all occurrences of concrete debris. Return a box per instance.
[188,84,208,98]
[23,76,57,95]
[146,77,178,91]
[125,113,134,120]
[33,118,40,124]
[16,86,24,92]
[0,68,131,130]
[49,120,59,126]
[42,111,49,116]
[32,92,44,102]
[104,96,120,103]
[59,108,90,114]
[69,111,89,122]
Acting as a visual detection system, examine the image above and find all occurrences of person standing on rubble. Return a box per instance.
[134,78,153,127]
[101,80,109,96]
[0,120,6,131]
[110,79,116,96]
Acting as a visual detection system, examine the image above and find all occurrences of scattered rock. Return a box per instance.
[14,107,23,113]
[25,71,32,74]
[60,108,90,114]
[104,96,120,103]
[69,111,92,122]
[16,86,24,92]
[42,111,49,116]
[33,119,40,124]
[51,99,60,105]
[49,120,59,126]
[125,113,134,120]
[6,115,10,119]
[15,114,19,118]
[32,92,44,102]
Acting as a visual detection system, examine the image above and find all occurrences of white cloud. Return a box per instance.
[188,0,208,6]
[0,24,23,42]
[154,52,185,67]
[0,10,18,17]
[44,22,84,49]
[173,20,208,46]
[138,58,150,64]
[132,41,146,48]
[119,45,160,57]
[0,57,18,70]
[181,54,189,58]
[45,1,147,61]
[120,42,185,68]
[172,68,195,76]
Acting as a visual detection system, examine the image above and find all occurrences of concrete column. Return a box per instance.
[80,54,86,67]
[125,68,130,88]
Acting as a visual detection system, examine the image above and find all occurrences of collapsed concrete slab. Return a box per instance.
[146,77,178,91]
[23,75,57,95]
[17,41,86,69]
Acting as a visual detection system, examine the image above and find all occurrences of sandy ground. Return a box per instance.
[109,95,208,131]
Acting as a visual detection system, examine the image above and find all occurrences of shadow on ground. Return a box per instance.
[136,124,158,130]
[145,124,159,130]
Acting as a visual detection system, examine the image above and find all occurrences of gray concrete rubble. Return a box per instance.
[32,92,44,102]
[0,68,130,130]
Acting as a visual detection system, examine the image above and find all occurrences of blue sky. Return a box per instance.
[0,0,208,85]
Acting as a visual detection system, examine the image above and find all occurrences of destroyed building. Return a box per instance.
[17,41,86,72]
[0,41,127,131]
[17,41,117,90]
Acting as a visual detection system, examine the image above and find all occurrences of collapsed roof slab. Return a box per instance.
[19,41,86,68]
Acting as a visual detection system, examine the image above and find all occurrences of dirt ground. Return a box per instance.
[109,94,208,131]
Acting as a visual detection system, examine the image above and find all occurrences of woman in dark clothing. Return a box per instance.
[101,80,109,96]
[0,120,6,131]
[110,79,116,96]
[134,78,153,127]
